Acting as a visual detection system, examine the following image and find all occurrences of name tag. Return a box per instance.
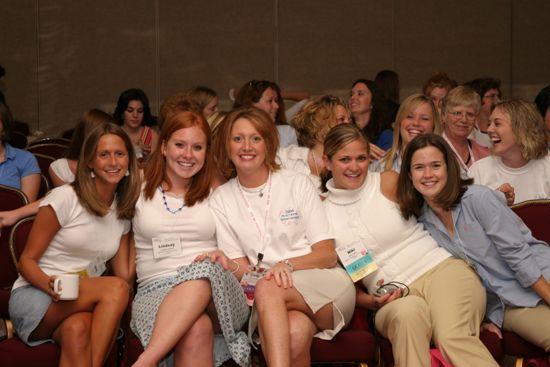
[240,267,266,306]
[336,240,378,282]
[85,256,107,277]
[152,237,182,259]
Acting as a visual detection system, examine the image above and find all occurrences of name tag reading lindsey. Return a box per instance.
[336,240,378,282]
[152,237,182,259]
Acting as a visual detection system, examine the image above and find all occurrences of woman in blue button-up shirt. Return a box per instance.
[397,133,550,352]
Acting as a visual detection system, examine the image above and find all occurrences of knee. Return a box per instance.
[254,278,281,309]
[378,297,430,334]
[180,314,213,351]
[103,277,129,308]
[59,313,92,351]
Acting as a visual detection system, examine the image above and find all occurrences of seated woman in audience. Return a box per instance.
[375,69,400,122]
[464,77,501,148]
[130,110,250,367]
[397,133,550,352]
[0,100,40,201]
[321,123,498,367]
[534,85,550,150]
[469,100,550,204]
[277,95,349,192]
[210,107,355,367]
[50,109,111,186]
[114,88,159,164]
[233,79,298,147]
[9,122,140,366]
[440,86,489,175]
[186,85,219,119]
[422,72,457,115]
[371,93,440,173]
[349,79,393,156]
[0,109,111,227]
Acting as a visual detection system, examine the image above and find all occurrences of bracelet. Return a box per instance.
[278,259,294,272]
[231,260,240,274]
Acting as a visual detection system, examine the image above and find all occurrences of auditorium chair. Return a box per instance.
[502,199,550,367]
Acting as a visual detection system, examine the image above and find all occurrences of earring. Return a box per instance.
[90,170,95,178]
[125,170,130,177]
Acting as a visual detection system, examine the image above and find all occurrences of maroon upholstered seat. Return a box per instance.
[0,185,28,319]
[311,307,376,365]
[27,143,68,160]
[500,200,550,365]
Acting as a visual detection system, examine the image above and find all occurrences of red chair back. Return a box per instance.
[28,138,70,148]
[32,153,55,188]
[512,199,550,243]
[27,144,68,159]
[0,186,29,318]
[8,216,36,269]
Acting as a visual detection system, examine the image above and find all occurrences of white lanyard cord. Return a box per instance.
[236,172,273,266]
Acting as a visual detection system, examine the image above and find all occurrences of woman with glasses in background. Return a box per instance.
[440,86,489,176]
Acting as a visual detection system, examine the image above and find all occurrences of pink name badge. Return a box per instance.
[240,267,266,306]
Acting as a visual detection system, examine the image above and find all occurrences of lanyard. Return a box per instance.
[236,172,272,267]
[442,133,475,173]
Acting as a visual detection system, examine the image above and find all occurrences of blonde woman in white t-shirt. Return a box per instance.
[210,107,355,367]
[469,99,550,204]
[10,122,141,367]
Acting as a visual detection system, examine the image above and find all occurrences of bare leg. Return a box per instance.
[287,311,316,367]
[173,313,214,367]
[52,312,93,367]
[31,277,129,367]
[132,279,212,367]
[254,277,334,367]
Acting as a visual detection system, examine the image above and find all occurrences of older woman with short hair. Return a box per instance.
[440,86,489,175]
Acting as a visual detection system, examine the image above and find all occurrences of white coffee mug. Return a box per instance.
[53,274,80,300]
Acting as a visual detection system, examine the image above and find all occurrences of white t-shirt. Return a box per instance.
[469,155,550,204]
[210,169,332,268]
[471,125,492,148]
[132,187,217,286]
[49,158,75,184]
[13,185,130,290]
[276,145,322,193]
[276,125,298,148]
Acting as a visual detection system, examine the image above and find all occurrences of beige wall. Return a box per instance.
[1,0,549,136]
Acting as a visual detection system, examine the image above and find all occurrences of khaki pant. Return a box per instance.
[504,301,550,351]
[375,258,499,367]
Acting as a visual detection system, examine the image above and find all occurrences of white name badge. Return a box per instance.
[336,240,378,282]
[152,237,182,259]
[85,256,107,277]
